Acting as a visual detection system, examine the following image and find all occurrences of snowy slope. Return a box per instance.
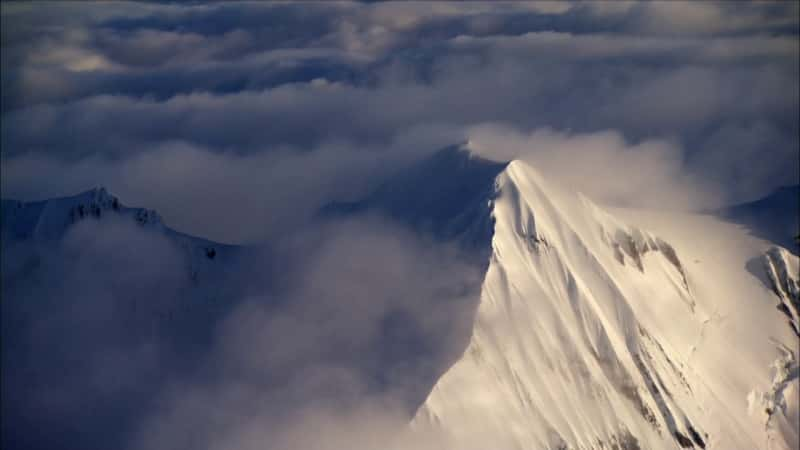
[410,159,799,450]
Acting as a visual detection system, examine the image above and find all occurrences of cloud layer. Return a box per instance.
[2,1,797,243]
[1,212,484,450]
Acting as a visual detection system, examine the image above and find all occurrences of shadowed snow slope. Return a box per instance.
[321,143,507,253]
[719,185,799,255]
[410,160,799,450]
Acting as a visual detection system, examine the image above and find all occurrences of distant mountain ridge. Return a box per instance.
[719,185,799,253]
[1,186,233,253]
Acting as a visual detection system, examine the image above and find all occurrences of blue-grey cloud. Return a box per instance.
[2,1,797,244]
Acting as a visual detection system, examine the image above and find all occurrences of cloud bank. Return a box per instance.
[2,1,797,243]
[2,212,484,450]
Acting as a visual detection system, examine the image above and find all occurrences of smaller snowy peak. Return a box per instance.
[66,187,161,227]
[2,188,240,287]
[761,246,800,336]
[1,187,164,242]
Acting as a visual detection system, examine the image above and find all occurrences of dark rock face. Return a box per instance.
[757,247,800,336]
[674,431,695,448]
[687,424,706,448]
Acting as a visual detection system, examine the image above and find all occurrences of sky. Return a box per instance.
[1,2,799,450]
[1,0,798,244]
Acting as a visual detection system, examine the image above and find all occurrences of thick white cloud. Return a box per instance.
[467,124,723,210]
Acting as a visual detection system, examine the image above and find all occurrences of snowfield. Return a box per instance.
[410,157,799,450]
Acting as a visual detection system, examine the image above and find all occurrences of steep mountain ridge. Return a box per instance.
[410,159,799,450]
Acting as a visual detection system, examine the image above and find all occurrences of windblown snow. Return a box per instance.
[410,159,799,450]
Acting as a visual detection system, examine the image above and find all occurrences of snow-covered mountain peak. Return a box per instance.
[496,159,688,285]
[409,156,798,450]
[1,187,243,307]
[1,187,242,281]
[1,187,164,242]
[69,186,163,227]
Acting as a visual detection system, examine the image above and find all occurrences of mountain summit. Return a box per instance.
[406,158,798,450]
[320,146,798,449]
